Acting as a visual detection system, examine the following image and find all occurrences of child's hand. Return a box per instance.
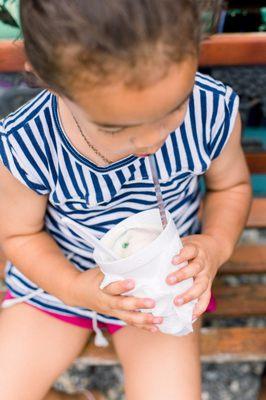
[68,267,162,332]
[166,234,221,319]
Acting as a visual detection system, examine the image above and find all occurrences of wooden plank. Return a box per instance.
[221,244,266,275]
[246,152,266,174]
[1,33,266,72]
[80,337,119,366]
[247,198,266,228]
[211,283,266,317]
[200,327,266,363]
[0,40,25,72]
[199,33,266,66]
[79,327,266,365]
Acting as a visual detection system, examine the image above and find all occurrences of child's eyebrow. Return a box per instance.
[94,91,192,130]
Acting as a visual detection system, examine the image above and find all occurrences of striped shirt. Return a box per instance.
[0,72,239,325]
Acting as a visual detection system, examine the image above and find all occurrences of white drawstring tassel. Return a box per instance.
[92,311,109,347]
[1,288,44,309]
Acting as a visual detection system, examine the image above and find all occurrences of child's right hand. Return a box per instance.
[67,267,162,332]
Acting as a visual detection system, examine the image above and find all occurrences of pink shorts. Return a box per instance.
[4,290,216,333]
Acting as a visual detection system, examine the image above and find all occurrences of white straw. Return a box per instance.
[148,154,167,229]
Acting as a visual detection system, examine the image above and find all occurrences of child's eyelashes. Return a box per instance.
[96,102,188,136]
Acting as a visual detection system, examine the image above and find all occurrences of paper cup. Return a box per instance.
[93,209,196,335]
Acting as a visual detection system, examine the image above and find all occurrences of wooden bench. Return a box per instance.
[0,33,266,398]
[1,33,266,72]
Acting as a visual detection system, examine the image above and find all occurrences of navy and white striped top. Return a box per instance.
[0,73,239,324]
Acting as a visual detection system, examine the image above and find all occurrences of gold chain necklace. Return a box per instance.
[70,111,112,165]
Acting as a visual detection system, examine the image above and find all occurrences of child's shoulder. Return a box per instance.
[195,72,229,96]
[193,72,238,118]
[0,90,52,136]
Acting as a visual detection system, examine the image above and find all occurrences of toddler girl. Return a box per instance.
[0,1,251,399]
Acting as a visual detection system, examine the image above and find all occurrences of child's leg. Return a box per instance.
[113,319,202,400]
[0,303,91,400]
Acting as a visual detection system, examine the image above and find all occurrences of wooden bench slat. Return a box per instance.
[199,33,266,66]
[247,198,266,228]
[0,40,24,72]
[246,152,266,174]
[200,327,266,363]
[80,327,266,365]
[1,33,266,72]
[221,244,266,275]
[212,283,266,317]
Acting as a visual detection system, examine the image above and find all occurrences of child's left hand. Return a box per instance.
[166,234,221,319]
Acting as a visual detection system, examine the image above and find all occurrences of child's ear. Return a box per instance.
[24,61,33,73]
[23,61,53,93]
[24,60,58,97]
[24,61,43,83]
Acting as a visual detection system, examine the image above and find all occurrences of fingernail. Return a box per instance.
[172,256,180,264]
[144,299,155,307]
[175,298,184,306]
[167,275,176,284]
[150,326,158,333]
[125,280,134,289]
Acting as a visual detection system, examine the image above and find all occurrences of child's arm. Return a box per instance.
[0,164,159,332]
[166,113,252,317]
[202,112,251,262]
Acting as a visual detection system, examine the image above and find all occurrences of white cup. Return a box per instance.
[94,209,197,336]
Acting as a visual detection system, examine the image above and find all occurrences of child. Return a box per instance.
[0,1,251,399]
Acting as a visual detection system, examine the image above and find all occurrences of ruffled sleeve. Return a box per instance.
[0,120,50,195]
[209,85,239,160]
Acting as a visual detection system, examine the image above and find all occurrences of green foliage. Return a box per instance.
[0,0,20,28]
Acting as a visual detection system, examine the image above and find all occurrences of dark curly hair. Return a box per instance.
[20,0,203,96]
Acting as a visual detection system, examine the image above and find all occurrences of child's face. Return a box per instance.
[64,57,197,158]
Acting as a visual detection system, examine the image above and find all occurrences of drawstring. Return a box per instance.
[1,288,44,309]
[92,311,109,347]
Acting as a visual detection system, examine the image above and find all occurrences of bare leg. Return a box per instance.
[0,303,91,400]
[112,319,202,400]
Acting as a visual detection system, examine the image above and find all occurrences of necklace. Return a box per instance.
[70,110,112,165]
